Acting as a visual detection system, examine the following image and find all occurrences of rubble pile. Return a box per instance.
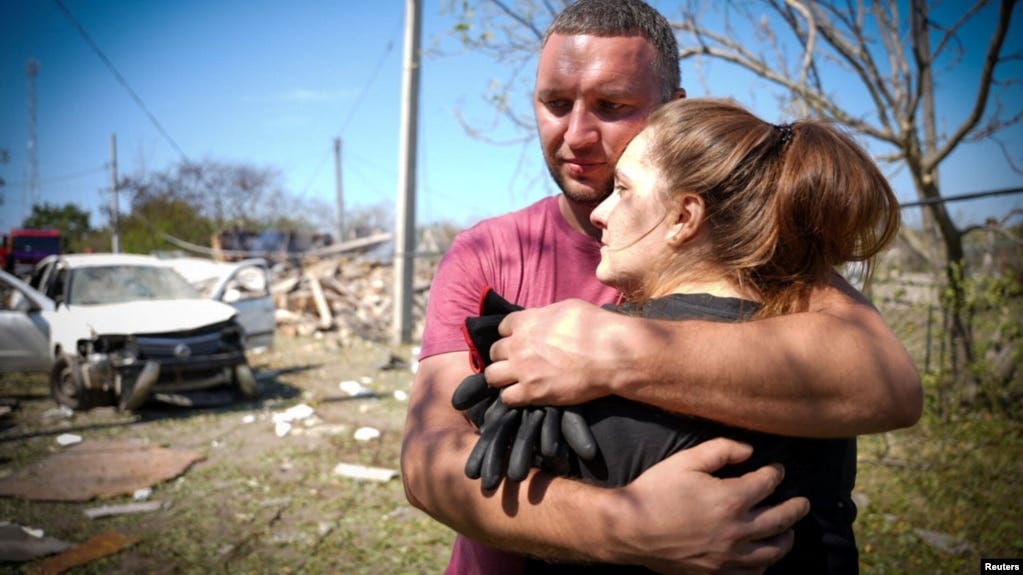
[271,256,436,343]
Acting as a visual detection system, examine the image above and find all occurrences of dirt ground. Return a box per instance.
[0,333,454,574]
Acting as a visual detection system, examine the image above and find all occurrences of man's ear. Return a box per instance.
[672,88,686,100]
[666,193,704,247]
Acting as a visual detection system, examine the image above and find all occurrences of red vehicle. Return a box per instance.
[4,228,62,277]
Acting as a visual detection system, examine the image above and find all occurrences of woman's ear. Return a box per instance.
[666,193,705,247]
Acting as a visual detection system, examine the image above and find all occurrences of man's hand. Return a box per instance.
[486,299,621,406]
[610,438,810,574]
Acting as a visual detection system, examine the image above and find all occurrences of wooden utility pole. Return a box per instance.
[334,137,345,243]
[110,133,120,253]
[392,0,421,345]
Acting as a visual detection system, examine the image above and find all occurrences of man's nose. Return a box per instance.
[564,105,599,148]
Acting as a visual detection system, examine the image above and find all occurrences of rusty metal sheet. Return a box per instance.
[30,530,139,575]
[0,440,205,502]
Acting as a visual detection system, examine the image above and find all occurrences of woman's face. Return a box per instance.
[590,128,674,293]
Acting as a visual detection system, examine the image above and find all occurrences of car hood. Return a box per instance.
[65,299,238,336]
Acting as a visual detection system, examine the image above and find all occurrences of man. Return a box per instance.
[401,1,922,573]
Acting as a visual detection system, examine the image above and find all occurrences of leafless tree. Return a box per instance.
[121,158,290,229]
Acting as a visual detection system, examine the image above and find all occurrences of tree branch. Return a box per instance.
[766,0,901,138]
[678,6,899,144]
[930,0,989,62]
[928,0,1018,171]
[489,0,546,42]
[784,0,817,89]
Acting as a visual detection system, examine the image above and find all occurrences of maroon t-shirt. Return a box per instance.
[420,196,619,574]
[421,196,618,360]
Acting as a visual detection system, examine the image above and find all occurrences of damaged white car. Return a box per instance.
[0,253,265,411]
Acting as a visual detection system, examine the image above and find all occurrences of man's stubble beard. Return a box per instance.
[546,160,613,208]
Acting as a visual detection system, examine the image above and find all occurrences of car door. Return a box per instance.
[0,269,55,372]
[209,259,276,351]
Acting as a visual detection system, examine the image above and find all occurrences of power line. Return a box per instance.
[5,166,107,186]
[900,187,1023,208]
[295,15,403,200]
[339,13,404,136]
[52,0,187,160]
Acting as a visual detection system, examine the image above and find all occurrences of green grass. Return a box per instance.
[855,412,1023,574]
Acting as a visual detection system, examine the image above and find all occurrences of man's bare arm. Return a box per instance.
[400,351,809,571]
[487,276,922,437]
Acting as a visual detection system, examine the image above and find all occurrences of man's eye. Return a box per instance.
[600,102,627,113]
[544,100,571,114]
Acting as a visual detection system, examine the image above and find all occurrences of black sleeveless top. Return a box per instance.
[525,293,858,575]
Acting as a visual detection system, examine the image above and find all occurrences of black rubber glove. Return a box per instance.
[452,287,524,423]
[453,287,598,489]
[464,400,519,490]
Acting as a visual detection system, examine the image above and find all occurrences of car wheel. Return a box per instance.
[50,354,92,411]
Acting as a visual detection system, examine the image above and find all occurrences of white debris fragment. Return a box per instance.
[339,380,373,397]
[392,390,408,401]
[353,427,381,441]
[274,403,314,422]
[55,433,82,447]
[914,528,970,554]
[83,501,165,519]
[42,406,74,421]
[333,463,397,482]
[242,414,256,424]
[133,488,152,501]
[273,403,316,437]
[410,346,421,373]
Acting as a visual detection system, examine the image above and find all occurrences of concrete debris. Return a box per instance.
[913,528,971,555]
[271,256,435,343]
[55,433,82,447]
[272,403,316,437]
[41,406,73,421]
[83,501,166,519]
[0,523,71,562]
[353,427,381,441]
[339,380,374,398]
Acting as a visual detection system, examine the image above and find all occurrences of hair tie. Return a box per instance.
[774,123,794,144]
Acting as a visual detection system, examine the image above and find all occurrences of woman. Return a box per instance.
[457,98,900,574]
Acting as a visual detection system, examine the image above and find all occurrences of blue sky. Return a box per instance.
[1,0,1020,238]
